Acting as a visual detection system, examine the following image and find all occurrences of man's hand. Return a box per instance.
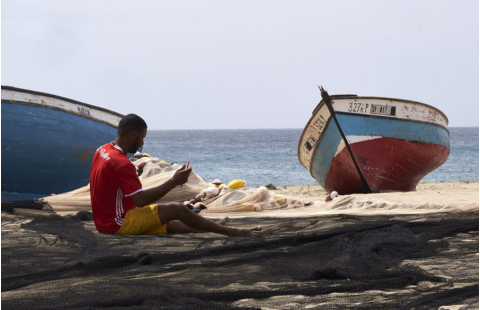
[130,165,192,207]
[171,164,192,186]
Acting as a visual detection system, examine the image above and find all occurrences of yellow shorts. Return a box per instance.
[116,204,167,235]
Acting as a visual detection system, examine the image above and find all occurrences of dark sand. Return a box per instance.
[2,209,478,309]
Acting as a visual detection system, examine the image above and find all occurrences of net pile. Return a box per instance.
[42,157,306,213]
[202,186,305,213]
[2,211,478,309]
[43,160,207,212]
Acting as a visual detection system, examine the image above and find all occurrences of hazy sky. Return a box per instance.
[2,0,478,129]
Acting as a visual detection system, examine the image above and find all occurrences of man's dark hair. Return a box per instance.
[118,114,147,136]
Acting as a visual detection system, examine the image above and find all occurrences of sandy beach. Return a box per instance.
[274,181,478,205]
[2,181,479,309]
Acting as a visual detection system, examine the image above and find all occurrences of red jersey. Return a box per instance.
[89,142,143,233]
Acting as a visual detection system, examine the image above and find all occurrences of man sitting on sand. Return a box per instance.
[89,114,261,237]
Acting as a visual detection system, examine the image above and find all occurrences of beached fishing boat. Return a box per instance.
[298,87,450,195]
[1,86,123,198]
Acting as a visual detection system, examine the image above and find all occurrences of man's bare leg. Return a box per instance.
[158,203,261,237]
[167,217,230,233]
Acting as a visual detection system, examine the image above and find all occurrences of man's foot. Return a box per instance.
[226,226,262,237]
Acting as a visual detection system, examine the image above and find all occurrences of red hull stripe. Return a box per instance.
[325,137,449,194]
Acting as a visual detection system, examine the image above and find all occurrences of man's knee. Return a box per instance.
[158,202,191,223]
[160,202,190,217]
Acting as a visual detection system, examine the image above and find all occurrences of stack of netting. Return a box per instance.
[201,187,304,213]
[2,212,478,309]
[42,159,207,212]
[42,157,304,213]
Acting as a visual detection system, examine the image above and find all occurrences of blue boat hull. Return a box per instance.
[2,102,118,197]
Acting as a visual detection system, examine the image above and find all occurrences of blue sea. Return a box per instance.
[142,127,479,187]
[2,127,478,201]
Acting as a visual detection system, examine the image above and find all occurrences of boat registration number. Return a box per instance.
[371,104,396,116]
[304,136,317,152]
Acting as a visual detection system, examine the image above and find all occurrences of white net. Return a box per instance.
[201,187,305,213]
[42,157,304,213]
[43,159,207,212]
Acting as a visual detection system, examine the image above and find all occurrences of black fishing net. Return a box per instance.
[2,211,478,309]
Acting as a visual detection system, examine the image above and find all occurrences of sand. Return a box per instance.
[2,181,479,309]
[283,181,478,207]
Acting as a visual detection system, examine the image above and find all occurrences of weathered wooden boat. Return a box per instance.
[298,87,450,195]
[1,86,123,198]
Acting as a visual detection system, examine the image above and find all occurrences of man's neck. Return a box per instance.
[113,139,128,155]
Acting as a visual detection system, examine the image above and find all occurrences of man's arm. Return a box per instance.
[130,165,192,207]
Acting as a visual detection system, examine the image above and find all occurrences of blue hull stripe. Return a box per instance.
[311,114,450,187]
[2,102,118,197]
[337,114,450,148]
[311,121,342,188]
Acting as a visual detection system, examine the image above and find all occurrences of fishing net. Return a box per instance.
[2,211,478,309]
[42,160,208,212]
[201,186,305,213]
[42,157,306,213]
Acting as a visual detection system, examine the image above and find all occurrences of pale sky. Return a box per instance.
[2,0,478,129]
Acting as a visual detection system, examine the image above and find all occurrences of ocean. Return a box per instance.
[142,127,479,187]
[2,127,478,201]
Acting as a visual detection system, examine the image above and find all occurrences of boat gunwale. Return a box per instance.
[1,85,124,119]
[2,100,120,129]
[329,95,449,125]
